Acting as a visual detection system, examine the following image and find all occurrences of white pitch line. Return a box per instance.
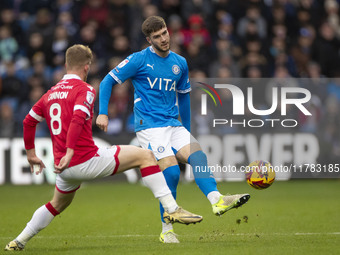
[295,232,340,235]
[1,232,339,239]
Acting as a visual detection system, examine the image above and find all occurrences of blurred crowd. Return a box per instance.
[1,0,340,161]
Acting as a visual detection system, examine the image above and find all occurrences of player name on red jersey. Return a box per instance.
[48,91,69,101]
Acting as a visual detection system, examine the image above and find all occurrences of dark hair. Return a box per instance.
[142,16,166,37]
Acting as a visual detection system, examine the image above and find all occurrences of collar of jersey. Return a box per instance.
[62,74,81,80]
[149,46,171,58]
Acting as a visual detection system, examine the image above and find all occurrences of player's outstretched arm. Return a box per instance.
[23,113,46,175]
[97,74,118,132]
[55,110,87,173]
[177,92,191,132]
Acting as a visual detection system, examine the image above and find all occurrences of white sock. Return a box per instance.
[207,191,222,205]
[140,166,178,212]
[159,193,178,213]
[16,204,57,246]
[162,222,173,234]
[142,172,172,198]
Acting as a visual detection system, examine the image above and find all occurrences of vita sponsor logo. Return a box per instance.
[147,77,176,91]
[197,83,312,128]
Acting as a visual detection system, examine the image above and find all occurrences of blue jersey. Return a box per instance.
[109,46,191,132]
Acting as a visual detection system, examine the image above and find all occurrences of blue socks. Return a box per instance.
[159,165,180,222]
[188,150,218,197]
[159,150,218,222]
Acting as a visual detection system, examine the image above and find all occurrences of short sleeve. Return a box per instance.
[109,53,139,84]
[73,85,96,119]
[29,96,46,122]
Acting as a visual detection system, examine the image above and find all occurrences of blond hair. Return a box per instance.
[142,16,166,37]
[65,44,93,70]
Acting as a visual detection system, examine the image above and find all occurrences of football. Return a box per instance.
[245,160,275,190]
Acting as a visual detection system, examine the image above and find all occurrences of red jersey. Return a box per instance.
[24,74,99,167]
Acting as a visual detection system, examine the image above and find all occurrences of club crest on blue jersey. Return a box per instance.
[172,65,180,75]
[157,146,165,153]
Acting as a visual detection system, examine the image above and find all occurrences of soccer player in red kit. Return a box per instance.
[4,44,202,251]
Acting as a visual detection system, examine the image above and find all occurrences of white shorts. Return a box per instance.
[136,126,198,160]
[55,146,120,193]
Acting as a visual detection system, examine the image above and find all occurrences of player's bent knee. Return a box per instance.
[50,190,76,213]
[134,148,157,169]
[141,149,157,165]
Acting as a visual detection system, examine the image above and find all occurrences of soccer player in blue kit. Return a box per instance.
[96,16,250,243]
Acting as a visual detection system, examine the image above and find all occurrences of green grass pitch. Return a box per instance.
[1,179,339,255]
